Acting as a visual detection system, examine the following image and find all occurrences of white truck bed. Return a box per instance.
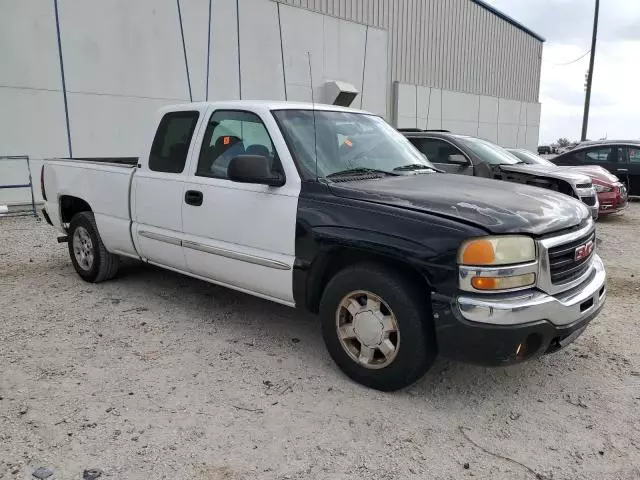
[42,159,138,257]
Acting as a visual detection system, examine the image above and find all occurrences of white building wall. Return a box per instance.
[276,0,544,103]
[393,81,541,152]
[0,0,387,205]
[0,0,540,206]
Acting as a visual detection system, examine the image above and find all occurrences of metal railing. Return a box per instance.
[0,155,37,218]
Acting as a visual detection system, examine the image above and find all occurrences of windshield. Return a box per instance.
[509,149,555,166]
[272,110,435,178]
[454,136,522,165]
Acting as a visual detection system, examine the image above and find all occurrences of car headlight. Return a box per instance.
[593,183,613,193]
[458,236,536,266]
[458,236,537,292]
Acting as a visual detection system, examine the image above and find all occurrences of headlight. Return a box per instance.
[458,236,536,266]
[593,183,613,193]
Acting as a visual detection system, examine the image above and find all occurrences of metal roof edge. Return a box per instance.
[471,0,546,42]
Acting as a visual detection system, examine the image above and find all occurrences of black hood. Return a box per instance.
[328,173,590,236]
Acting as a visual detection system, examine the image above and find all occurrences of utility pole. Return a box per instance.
[581,0,600,141]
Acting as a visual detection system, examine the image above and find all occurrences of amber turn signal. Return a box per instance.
[471,273,535,291]
[461,239,495,265]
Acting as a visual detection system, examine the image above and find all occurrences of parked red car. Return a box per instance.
[508,149,628,216]
[567,165,628,215]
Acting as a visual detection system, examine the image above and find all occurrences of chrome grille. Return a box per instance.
[548,231,595,285]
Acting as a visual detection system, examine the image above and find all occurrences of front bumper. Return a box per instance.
[598,191,628,215]
[434,254,606,366]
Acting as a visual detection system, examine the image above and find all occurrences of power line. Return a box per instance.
[549,49,591,66]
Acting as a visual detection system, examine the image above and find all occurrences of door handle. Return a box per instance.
[617,168,628,173]
[184,190,203,206]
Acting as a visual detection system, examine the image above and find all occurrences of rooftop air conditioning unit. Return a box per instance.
[324,80,359,107]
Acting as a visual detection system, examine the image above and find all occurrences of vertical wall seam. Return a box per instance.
[360,25,369,108]
[496,97,500,144]
[205,0,212,100]
[440,86,443,129]
[53,0,72,157]
[277,2,288,100]
[176,0,192,101]
[413,84,417,128]
[426,86,432,128]
[476,94,481,136]
[236,0,242,99]
[516,101,523,147]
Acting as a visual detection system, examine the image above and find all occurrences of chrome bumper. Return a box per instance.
[456,254,606,326]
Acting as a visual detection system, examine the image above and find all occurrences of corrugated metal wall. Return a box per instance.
[274,0,542,103]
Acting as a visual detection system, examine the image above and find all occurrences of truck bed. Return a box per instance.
[42,158,138,258]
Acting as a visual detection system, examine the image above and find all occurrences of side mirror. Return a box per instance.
[228,155,285,187]
[448,153,469,165]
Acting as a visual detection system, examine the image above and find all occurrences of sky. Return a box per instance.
[485,0,640,144]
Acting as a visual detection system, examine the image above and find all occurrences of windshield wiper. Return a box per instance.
[326,168,399,179]
[393,163,437,172]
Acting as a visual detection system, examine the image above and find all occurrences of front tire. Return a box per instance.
[68,212,119,282]
[319,263,436,391]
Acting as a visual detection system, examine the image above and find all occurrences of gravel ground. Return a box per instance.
[1,205,639,480]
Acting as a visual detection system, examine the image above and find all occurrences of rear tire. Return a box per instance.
[319,263,436,391]
[68,212,119,282]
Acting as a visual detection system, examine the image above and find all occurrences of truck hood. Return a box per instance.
[328,173,590,236]
[500,164,592,185]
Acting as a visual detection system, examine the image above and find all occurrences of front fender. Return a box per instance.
[294,223,461,312]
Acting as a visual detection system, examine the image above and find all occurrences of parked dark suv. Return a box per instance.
[401,130,599,219]
[551,140,640,196]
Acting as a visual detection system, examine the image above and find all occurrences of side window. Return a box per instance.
[149,111,199,173]
[581,147,614,164]
[196,110,280,179]
[624,146,640,164]
[409,138,464,164]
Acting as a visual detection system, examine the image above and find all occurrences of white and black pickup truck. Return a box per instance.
[41,101,607,391]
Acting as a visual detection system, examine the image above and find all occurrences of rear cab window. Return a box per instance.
[149,111,200,173]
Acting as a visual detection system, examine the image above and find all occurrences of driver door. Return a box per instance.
[408,137,473,175]
[181,108,300,304]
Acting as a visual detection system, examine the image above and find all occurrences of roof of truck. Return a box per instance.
[164,100,372,114]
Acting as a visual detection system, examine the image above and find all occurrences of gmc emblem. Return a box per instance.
[575,240,594,261]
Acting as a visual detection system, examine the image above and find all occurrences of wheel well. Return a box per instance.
[307,248,432,313]
[60,196,92,224]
